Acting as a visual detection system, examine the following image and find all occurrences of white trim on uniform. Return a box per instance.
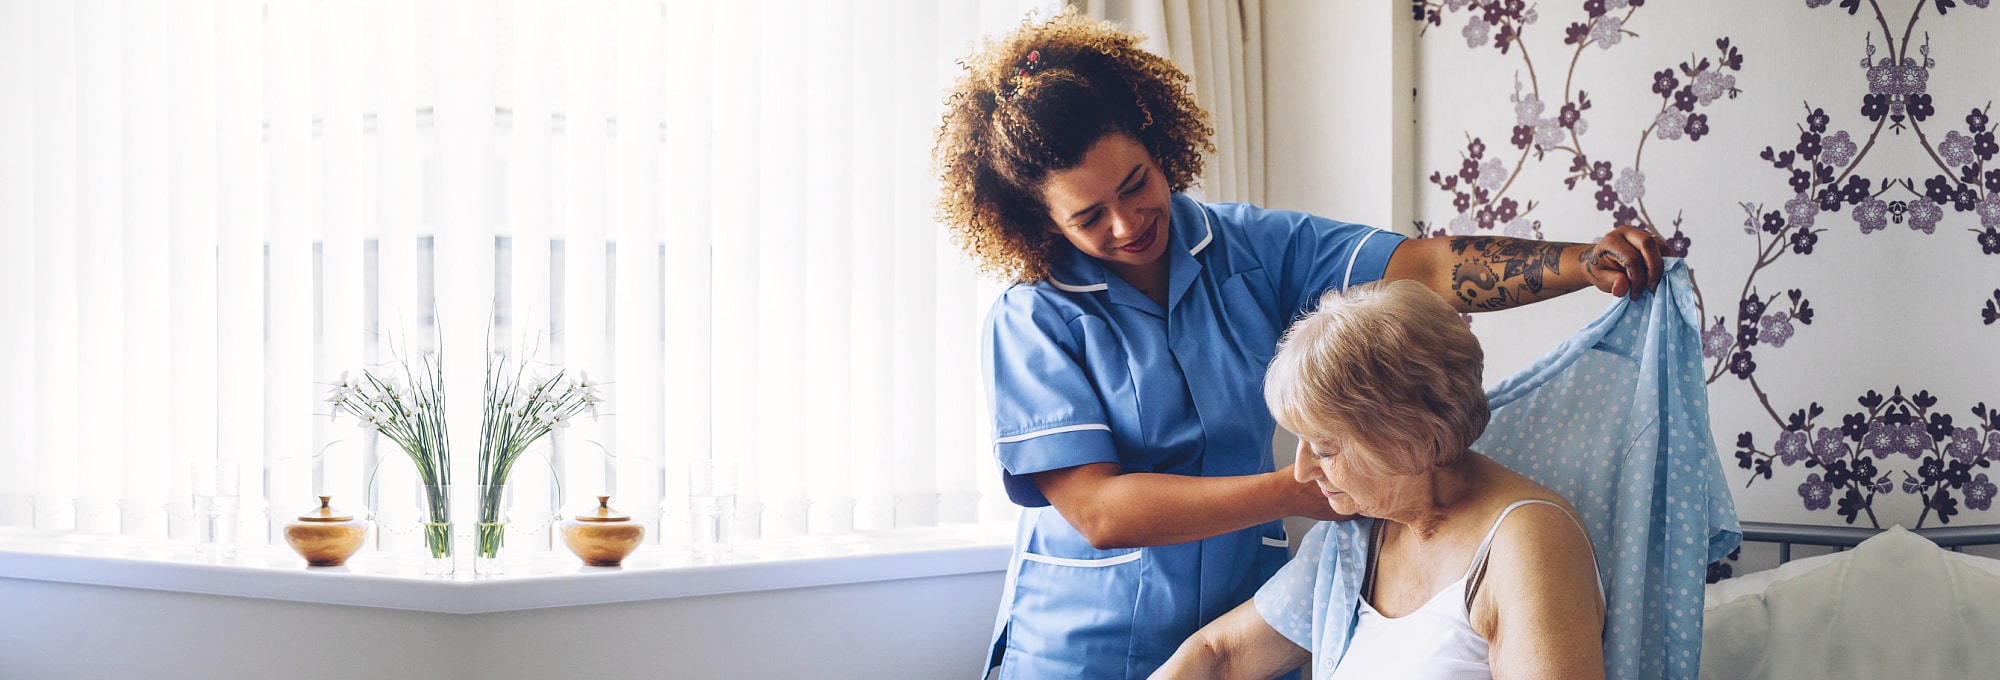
[1343,228,1382,288]
[1046,200,1211,292]
[1261,536,1289,548]
[1188,202,1214,256]
[1020,550,1143,568]
[993,423,1112,444]
[1048,278,1108,293]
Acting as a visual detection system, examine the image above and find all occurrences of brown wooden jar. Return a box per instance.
[283,496,368,567]
[561,496,644,567]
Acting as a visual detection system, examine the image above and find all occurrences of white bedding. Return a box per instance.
[1700,526,2000,679]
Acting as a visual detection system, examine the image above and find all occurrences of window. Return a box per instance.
[0,0,1052,552]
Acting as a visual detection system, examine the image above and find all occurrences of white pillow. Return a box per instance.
[1702,547,1847,611]
[1699,526,2000,679]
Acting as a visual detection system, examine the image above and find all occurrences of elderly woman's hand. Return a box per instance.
[1581,225,1665,299]
[1152,598,1311,679]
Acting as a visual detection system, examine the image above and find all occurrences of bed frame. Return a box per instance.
[1740,520,2000,564]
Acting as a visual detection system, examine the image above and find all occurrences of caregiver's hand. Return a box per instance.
[1033,463,1352,549]
[1581,224,1665,299]
[1277,465,1354,522]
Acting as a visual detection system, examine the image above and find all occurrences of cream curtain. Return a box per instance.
[0,0,1037,550]
[1078,0,1265,204]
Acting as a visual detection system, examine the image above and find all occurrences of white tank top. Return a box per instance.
[1326,499,1599,680]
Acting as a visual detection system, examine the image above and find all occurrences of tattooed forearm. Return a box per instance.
[1445,237,1579,311]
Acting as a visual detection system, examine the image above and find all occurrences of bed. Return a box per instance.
[1700,521,2000,679]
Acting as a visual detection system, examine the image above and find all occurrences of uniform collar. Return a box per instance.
[1163,193,1211,311]
[1044,193,1214,304]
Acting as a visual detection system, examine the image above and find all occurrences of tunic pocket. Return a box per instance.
[1000,547,1144,679]
[1258,523,1292,582]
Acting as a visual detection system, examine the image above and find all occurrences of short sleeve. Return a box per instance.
[982,290,1119,507]
[1208,204,1407,320]
[1254,521,1330,649]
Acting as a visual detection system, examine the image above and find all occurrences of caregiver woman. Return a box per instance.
[933,9,1660,679]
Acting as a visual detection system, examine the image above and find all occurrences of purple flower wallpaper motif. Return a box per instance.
[1411,0,2000,557]
[1419,0,1741,247]
[1736,391,2000,527]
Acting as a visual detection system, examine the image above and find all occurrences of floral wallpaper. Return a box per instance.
[1410,0,2000,561]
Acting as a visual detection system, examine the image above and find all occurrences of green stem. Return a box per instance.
[476,521,505,559]
[422,521,452,559]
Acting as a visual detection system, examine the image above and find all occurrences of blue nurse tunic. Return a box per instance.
[982,193,1405,679]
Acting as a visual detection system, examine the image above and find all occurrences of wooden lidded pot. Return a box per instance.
[562,496,644,567]
[283,496,368,567]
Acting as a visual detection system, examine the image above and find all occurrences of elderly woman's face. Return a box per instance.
[1293,438,1430,519]
[1040,133,1174,276]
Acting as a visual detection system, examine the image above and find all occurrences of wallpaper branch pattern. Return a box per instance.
[1411,0,2000,550]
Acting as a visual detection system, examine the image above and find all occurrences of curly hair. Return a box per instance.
[933,8,1214,283]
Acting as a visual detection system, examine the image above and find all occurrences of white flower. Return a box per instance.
[543,411,572,429]
[325,371,359,407]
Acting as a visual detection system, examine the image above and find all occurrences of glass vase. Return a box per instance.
[417,483,455,576]
[474,483,511,577]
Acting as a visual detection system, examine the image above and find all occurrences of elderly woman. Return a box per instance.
[1152,279,1606,680]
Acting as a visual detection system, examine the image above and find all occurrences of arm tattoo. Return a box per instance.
[1445,237,1571,311]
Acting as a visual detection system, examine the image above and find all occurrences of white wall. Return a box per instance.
[1261,0,1413,233]
[0,572,1004,680]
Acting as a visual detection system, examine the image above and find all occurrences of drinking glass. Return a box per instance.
[188,461,241,561]
[688,459,737,556]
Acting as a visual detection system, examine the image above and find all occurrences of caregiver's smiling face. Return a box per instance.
[1039,132,1174,279]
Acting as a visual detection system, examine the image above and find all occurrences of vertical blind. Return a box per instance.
[0,0,1053,550]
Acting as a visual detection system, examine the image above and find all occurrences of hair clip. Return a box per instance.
[1000,50,1044,101]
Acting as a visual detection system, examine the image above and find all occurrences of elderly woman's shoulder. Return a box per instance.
[1472,458,1585,535]
[1478,492,1597,570]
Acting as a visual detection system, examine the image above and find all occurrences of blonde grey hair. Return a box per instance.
[1263,279,1489,478]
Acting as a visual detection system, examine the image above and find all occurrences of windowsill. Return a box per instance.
[0,523,1015,614]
